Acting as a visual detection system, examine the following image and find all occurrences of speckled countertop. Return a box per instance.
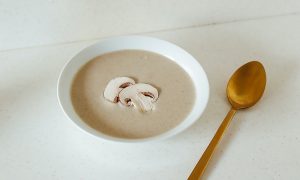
[1,1,300,179]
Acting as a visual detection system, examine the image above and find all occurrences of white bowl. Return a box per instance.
[57,36,209,143]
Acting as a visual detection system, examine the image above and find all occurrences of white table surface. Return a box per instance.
[1,14,300,180]
[1,0,300,51]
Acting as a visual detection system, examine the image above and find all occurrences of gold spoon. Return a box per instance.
[188,61,266,180]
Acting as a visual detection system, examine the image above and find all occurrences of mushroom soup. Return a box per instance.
[71,50,195,138]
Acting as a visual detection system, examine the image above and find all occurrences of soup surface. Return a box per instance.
[71,50,195,138]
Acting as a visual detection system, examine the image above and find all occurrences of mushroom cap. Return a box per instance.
[103,77,135,103]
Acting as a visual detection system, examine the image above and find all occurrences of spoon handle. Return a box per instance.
[188,108,236,180]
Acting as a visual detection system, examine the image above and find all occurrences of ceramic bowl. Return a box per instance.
[57,36,209,143]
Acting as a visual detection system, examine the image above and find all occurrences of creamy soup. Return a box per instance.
[71,50,195,138]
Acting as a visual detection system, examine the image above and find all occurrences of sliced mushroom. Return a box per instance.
[136,93,155,112]
[119,83,159,112]
[103,77,135,103]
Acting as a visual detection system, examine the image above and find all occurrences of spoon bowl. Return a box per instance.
[227,61,266,109]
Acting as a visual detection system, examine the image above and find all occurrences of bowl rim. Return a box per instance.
[57,35,209,143]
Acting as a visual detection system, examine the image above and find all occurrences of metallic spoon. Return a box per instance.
[188,61,266,180]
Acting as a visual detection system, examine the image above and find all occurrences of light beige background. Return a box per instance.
[1,1,300,180]
[1,0,300,51]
